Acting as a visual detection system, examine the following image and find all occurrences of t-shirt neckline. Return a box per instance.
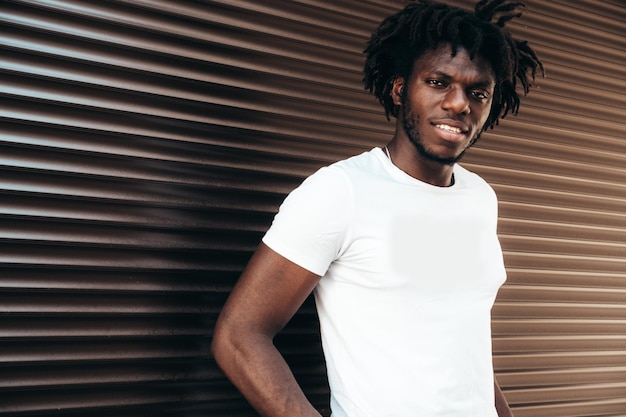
[376,147,461,190]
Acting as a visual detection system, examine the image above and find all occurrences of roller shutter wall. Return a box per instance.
[1,0,624,416]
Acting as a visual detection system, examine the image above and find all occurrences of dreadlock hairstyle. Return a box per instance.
[363,0,543,131]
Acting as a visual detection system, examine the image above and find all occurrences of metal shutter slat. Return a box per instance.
[1,0,624,416]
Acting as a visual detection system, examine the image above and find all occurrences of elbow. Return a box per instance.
[211,311,277,371]
[211,322,277,377]
[211,320,232,368]
[210,317,256,368]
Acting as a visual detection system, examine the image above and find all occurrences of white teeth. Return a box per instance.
[436,124,462,133]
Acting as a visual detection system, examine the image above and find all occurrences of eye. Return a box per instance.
[427,79,447,88]
[471,89,490,101]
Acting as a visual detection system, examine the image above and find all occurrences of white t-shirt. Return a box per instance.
[263,148,506,417]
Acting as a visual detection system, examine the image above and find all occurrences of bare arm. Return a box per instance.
[495,377,514,417]
[211,243,322,417]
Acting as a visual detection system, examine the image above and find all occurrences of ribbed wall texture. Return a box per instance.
[1,0,624,416]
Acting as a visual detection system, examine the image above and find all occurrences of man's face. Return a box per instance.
[397,44,495,165]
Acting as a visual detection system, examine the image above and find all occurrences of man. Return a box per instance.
[212,1,543,416]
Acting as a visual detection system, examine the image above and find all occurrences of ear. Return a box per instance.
[391,77,405,106]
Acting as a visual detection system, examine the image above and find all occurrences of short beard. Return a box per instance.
[400,90,480,166]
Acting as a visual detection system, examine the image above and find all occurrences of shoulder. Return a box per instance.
[455,164,498,199]
[275,148,382,226]
[284,149,383,200]
[331,148,382,171]
[276,151,381,216]
[325,148,386,184]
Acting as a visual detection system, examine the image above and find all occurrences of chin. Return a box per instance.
[413,140,467,166]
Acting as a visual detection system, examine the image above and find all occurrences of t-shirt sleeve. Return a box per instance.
[262,166,353,276]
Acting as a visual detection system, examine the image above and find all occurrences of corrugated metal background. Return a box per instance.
[1,0,624,416]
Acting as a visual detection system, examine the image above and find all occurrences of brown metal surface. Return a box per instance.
[1,0,624,416]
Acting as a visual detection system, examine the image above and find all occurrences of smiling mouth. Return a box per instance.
[435,124,465,134]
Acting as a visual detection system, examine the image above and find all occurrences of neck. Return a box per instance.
[385,140,455,187]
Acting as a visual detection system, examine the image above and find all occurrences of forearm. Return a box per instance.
[212,330,321,417]
[494,378,514,417]
[212,244,323,416]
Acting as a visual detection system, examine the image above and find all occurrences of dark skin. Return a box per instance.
[212,243,322,417]
[211,43,514,417]
[386,44,495,185]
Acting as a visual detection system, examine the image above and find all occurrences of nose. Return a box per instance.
[442,87,470,115]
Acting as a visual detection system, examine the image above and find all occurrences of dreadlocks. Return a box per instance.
[363,0,543,131]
